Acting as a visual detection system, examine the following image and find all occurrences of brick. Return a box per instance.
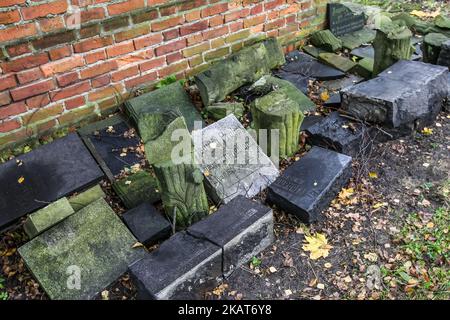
[92,74,111,88]
[49,46,72,61]
[88,84,123,101]
[106,41,135,58]
[21,0,68,20]
[80,24,101,39]
[32,31,77,50]
[84,50,107,64]
[166,52,183,64]
[103,16,130,32]
[0,10,21,25]
[134,34,163,50]
[17,68,44,85]
[40,56,84,77]
[139,57,165,72]
[36,119,57,134]
[0,75,17,91]
[111,66,139,82]
[180,20,208,36]
[0,0,26,7]
[158,60,188,78]
[65,96,86,110]
[116,50,154,67]
[114,24,150,43]
[6,43,31,58]
[80,61,118,80]
[209,15,224,27]
[224,8,250,22]
[98,96,118,113]
[187,34,203,46]
[265,0,283,11]
[182,43,210,58]
[0,92,12,107]
[201,3,228,17]
[179,0,207,11]
[0,101,26,118]
[73,37,113,53]
[243,15,266,28]
[163,28,179,41]
[0,119,21,133]
[211,38,225,49]
[50,81,91,101]
[264,18,285,31]
[40,17,65,33]
[151,16,184,32]
[159,4,177,17]
[131,8,158,24]
[185,10,201,22]
[202,25,228,40]
[108,0,145,16]
[56,72,80,87]
[205,47,230,61]
[26,94,51,109]
[188,55,203,67]
[0,129,32,148]
[225,29,251,43]
[80,7,105,23]
[58,105,96,125]
[0,23,37,43]
[10,79,55,101]
[155,39,186,56]
[124,72,157,89]
[250,3,263,15]
[229,21,243,32]
[22,104,64,125]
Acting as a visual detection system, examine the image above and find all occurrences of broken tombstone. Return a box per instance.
[267,146,352,223]
[122,202,171,246]
[129,231,223,300]
[302,45,327,58]
[19,198,145,300]
[192,114,279,204]
[0,133,104,231]
[354,57,374,79]
[338,28,377,50]
[112,171,160,209]
[188,195,273,276]
[206,102,244,121]
[437,39,450,68]
[321,74,364,92]
[322,93,342,108]
[318,53,358,73]
[327,2,366,36]
[351,45,375,59]
[78,114,142,181]
[68,184,105,212]
[423,33,449,64]
[310,29,343,52]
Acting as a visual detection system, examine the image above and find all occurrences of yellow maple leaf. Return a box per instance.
[421,127,433,135]
[339,187,354,199]
[369,172,378,179]
[302,233,333,260]
[320,90,330,102]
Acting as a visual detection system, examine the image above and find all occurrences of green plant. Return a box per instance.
[250,256,262,268]
[155,75,178,89]
[0,276,8,300]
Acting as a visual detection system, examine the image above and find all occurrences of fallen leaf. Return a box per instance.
[269,266,277,273]
[132,242,144,249]
[18,176,25,184]
[369,172,378,179]
[320,90,330,102]
[421,127,433,135]
[302,233,333,260]
[317,283,325,290]
[101,290,109,300]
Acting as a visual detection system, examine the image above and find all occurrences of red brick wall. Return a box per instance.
[0,0,326,149]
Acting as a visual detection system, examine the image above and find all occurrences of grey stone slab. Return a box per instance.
[321,74,364,92]
[342,60,448,129]
[437,39,450,67]
[124,82,204,133]
[112,171,161,209]
[267,146,352,223]
[0,133,104,231]
[322,93,342,108]
[78,115,142,181]
[351,46,374,59]
[122,202,171,246]
[305,112,366,157]
[338,28,376,50]
[129,231,222,300]
[300,115,323,132]
[281,51,346,81]
[192,114,279,204]
[273,70,310,94]
[68,185,105,212]
[188,196,273,276]
[328,3,366,37]
[19,198,145,300]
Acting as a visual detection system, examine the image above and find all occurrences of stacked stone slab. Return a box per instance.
[342,60,448,134]
[129,196,273,299]
[68,185,105,212]
[423,33,449,64]
[194,38,285,106]
[437,39,450,68]
[112,171,160,209]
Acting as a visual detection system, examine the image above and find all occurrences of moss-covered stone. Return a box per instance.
[338,28,376,50]
[318,53,357,72]
[68,185,105,212]
[310,29,342,52]
[23,197,75,239]
[354,57,374,79]
[18,198,145,300]
[302,45,327,58]
[112,171,160,209]
[423,32,449,64]
[435,15,450,30]
[206,102,244,120]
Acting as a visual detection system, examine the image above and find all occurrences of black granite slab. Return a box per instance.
[300,115,323,132]
[351,46,374,59]
[78,115,142,181]
[122,202,171,246]
[322,93,342,108]
[267,146,352,223]
[187,196,273,275]
[129,231,222,299]
[328,3,366,37]
[0,133,104,231]
[273,70,310,94]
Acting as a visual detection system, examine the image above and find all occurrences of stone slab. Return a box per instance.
[302,45,327,58]
[323,93,342,108]
[68,185,105,212]
[318,53,357,73]
[192,114,279,204]
[78,115,142,181]
[267,146,352,223]
[122,202,171,246]
[112,171,161,209]
[328,3,366,37]
[273,70,310,95]
[23,197,75,239]
[321,74,364,92]
[305,111,366,157]
[437,39,450,67]
[129,231,222,300]
[206,102,244,121]
[342,60,448,129]
[19,198,145,300]
[300,115,323,132]
[188,196,274,275]
[351,46,375,59]
[0,133,104,231]
[124,81,204,133]
[338,28,376,50]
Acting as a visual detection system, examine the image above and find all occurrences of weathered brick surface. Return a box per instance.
[0,0,326,149]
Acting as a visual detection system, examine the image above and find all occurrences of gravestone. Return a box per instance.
[19,198,145,300]
[321,74,364,92]
[192,114,279,204]
[305,112,367,157]
[300,115,323,132]
[322,93,342,108]
[328,3,366,37]
[437,39,450,67]
[318,53,357,73]
[280,51,345,81]
[354,57,374,79]
[129,231,223,300]
[302,45,327,58]
[124,81,203,132]
[112,171,160,209]
[78,114,142,181]
[267,146,352,223]
[310,29,343,52]
[351,46,375,59]
[342,60,448,129]
[122,202,171,246]
[338,28,376,50]
[68,185,105,212]
[206,102,244,121]
[273,70,310,94]
[187,196,273,275]
[0,133,104,231]
[23,197,75,239]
